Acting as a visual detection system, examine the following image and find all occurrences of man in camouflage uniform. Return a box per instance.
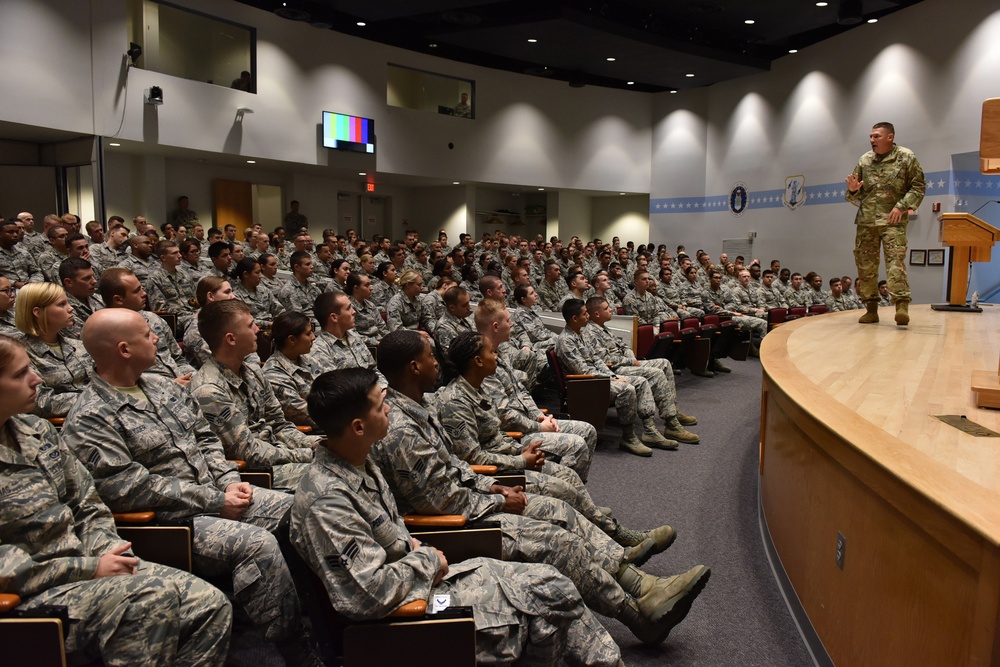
[291,368,641,663]
[190,300,318,492]
[475,299,597,481]
[656,266,703,319]
[556,299,674,456]
[1,410,233,666]
[758,269,788,311]
[536,260,568,311]
[119,234,158,292]
[0,219,43,287]
[89,224,131,275]
[878,279,893,307]
[37,225,71,283]
[584,297,700,445]
[725,270,768,340]
[434,285,476,356]
[310,291,388,387]
[372,332,714,648]
[61,309,317,663]
[623,270,680,328]
[510,285,559,352]
[347,272,389,345]
[846,121,925,325]
[276,250,324,327]
[100,268,195,384]
[146,240,196,325]
[784,272,810,308]
[825,277,857,312]
[59,257,105,339]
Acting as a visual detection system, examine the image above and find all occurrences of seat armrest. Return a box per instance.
[47,417,65,427]
[230,460,247,470]
[565,374,596,379]
[471,465,498,475]
[389,600,427,618]
[296,425,313,433]
[505,432,523,439]
[113,511,156,524]
[403,515,468,528]
[539,408,549,414]
[0,594,21,612]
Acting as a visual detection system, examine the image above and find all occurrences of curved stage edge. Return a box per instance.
[759,305,1000,667]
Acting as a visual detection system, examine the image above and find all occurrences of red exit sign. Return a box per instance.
[366,183,375,192]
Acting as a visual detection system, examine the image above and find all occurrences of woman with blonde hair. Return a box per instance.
[15,282,91,417]
[385,269,435,334]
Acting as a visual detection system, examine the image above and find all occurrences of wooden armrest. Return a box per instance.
[47,417,65,426]
[296,425,312,433]
[403,515,468,528]
[112,511,156,524]
[0,593,21,612]
[565,374,596,379]
[505,431,523,439]
[230,460,247,471]
[390,600,427,617]
[471,465,498,475]
[539,408,549,414]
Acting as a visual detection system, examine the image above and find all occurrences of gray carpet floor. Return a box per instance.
[227,355,814,666]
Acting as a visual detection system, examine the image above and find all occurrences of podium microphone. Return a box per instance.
[970,200,1000,217]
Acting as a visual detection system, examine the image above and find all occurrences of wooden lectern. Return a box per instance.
[932,213,1000,311]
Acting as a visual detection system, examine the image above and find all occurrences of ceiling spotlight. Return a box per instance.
[626,81,634,85]
[788,49,798,53]
[453,181,460,185]
[685,73,695,77]
[619,192,626,195]
[744,19,755,24]
[429,43,438,48]
[670,89,678,94]
[109,142,121,147]
[867,18,878,23]
[356,21,366,27]
[816,1,828,5]
[246,160,256,164]
[538,188,545,191]
[359,172,366,176]
[527,38,537,43]
[607,57,616,62]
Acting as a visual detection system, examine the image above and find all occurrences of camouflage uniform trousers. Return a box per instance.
[855,223,909,303]
[501,343,542,389]
[616,359,678,419]
[506,494,627,620]
[522,463,619,539]
[531,419,597,483]
[435,558,621,666]
[191,486,300,642]
[607,374,658,426]
[732,314,767,337]
[19,560,232,666]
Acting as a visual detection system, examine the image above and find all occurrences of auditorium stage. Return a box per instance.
[759,305,1000,667]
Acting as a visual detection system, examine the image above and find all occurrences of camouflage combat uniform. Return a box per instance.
[350,295,389,346]
[89,242,129,274]
[419,291,446,330]
[145,267,195,321]
[63,292,105,340]
[232,283,285,328]
[725,285,768,336]
[435,376,621,538]
[758,284,788,310]
[622,290,679,327]
[0,244,43,285]
[61,373,302,642]
[38,249,70,283]
[555,328,657,427]
[484,353,596,482]
[535,279,567,312]
[262,349,319,427]
[510,304,558,352]
[370,280,399,313]
[374,387,634,629]
[433,310,475,357]
[847,143,925,304]
[24,334,92,418]
[0,414,233,666]
[386,292,435,333]
[120,254,157,291]
[658,281,703,319]
[190,357,318,492]
[290,446,621,666]
[583,322,678,420]
[275,276,323,326]
[139,310,196,380]
[310,329,388,388]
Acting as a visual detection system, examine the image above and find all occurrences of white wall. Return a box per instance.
[593,195,650,245]
[649,0,1000,303]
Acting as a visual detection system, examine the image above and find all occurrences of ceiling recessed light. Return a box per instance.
[670,89,678,94]
[356,21,366,27]
[109,142,121,147]
[788,49,798,53]
[816,1,828,5]
[246,160,256,164]
[538,187,545,191]
[744,19,755,24]
[685,73,695,77]
[867,18,878,23]
[607,57,616,62]
[619,192,626,195]
[358,172,366,176]
[527,38,537,43]
[626,81,634,85]
[429,43,438,48]
[453,181,460,185]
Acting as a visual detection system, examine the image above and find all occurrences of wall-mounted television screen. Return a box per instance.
[322,111,375,154]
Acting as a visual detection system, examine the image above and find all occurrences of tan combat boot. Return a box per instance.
[859,300,879,324]
[895,299,909,326]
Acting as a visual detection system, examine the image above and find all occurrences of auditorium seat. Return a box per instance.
[546,349,611,431]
